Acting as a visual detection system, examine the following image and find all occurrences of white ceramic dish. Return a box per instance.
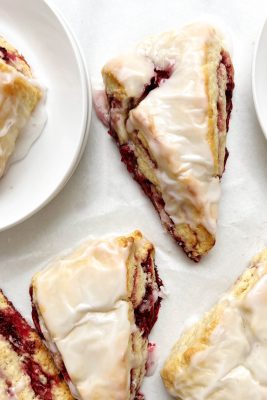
[0,0,91,232]
[252,18,267,139]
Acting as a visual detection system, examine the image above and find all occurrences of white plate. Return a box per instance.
[0,0,91,232]
[252,18,267,139]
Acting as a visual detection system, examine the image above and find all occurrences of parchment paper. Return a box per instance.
[1,0,267,398]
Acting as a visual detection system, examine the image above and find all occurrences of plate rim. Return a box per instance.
[0,0,92,232]
[252,17,267,139]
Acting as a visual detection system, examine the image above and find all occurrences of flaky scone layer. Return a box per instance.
[31,231,163,400]
[161,249,267,399]
[101,23,234,261]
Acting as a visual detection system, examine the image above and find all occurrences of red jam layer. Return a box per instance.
[130,252,163,399]
[221,50,234,131]
[133,250,163,337]
[0,291,60,400]
[137,68,172,105]
[0,46,15,62]
[0,46,30,69]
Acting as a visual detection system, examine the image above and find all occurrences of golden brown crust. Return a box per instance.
[101,65,128,102]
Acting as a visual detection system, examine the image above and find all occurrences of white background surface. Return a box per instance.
[1,0,267,399]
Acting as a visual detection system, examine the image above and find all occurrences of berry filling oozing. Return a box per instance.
[130,251,163,399]
[133,250,163,337]
[0,46,30,71]
[0,294,60,400]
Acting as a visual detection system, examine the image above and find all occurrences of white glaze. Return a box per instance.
[9,87,47,164]
[103,23,226,234]
[170,268,267,399]
[33,236,134,400]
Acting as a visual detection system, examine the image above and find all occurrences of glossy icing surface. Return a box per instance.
[33,237,133,400]
[129,24,222,234]
[170,267,267,399]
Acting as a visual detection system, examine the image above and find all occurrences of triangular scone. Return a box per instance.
[100,23,234,261]
[161,249,267,399]
[0,36,42,178]
[0,290,73,399]
[31,231,163,400]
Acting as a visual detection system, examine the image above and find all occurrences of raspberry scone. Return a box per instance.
[0,290,73,399]
[31,231,163,400]
[161,249,267,399]
[0,36,42,178]
[99,23,234,261]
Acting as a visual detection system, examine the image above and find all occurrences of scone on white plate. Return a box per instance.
[161,249,267,399]
[0,36,42,178]
[31,231,163,400]
[99,22,235,261]
[0,289,73,399]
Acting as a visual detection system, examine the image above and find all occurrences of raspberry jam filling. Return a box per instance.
[137,68,172,105]
[217,50,234,134]
[0,46,29,70]
[133,250,163,337]
[130,252,163,399]
[0,294,59,400]
[0,46,15,63]
[221,50,234,131]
